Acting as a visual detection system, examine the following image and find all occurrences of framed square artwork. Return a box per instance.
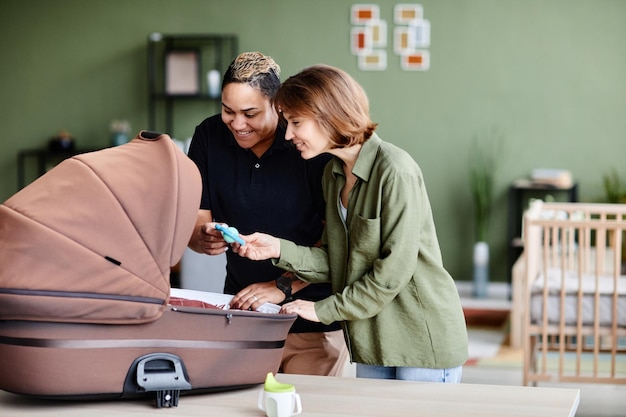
[358,50,387,71]
[401,49,430,71]
[165,49,200,95]
[351,26,373,55]
[394,26,414,55]
[412,19,431,48]
[394,3,424,24]
[351,4,380,24]
[366,19,387,48]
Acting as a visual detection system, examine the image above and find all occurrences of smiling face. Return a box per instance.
[282,110,331,160]
[221,82,279,157]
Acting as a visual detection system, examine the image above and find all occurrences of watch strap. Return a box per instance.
[276,276,293,303]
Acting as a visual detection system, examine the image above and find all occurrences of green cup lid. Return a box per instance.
[264,372,295,393]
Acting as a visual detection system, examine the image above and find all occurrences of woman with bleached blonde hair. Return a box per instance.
[187,54,349,377]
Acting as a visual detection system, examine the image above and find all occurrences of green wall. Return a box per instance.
[1,0,625,283]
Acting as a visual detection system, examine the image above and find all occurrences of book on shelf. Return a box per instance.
[530,169,573,188]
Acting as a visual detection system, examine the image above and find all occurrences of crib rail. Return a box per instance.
[522,201,626,386]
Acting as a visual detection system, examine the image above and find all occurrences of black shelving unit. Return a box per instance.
[506,179,578,287]
[147,33,238,137]
[17,147,99,190]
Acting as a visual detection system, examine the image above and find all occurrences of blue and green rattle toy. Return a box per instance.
[215,224,246,246]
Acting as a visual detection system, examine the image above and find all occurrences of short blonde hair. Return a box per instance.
[223,52,281,99]
[275,64,377,147]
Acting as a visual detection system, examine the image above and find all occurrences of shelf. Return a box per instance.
[17,147,100,189]
[456,281,511,311]
[512,178,575,190]
[147,33,238,137]
[151,93,220,100]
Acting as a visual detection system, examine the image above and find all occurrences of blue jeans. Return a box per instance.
[356,364,463,383]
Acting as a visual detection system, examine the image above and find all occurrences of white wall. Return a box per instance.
[179,248,226,293]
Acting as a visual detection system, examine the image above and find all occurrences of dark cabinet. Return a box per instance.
[17,147,99,190]
[147,33,238,137]
[506,179,578,285]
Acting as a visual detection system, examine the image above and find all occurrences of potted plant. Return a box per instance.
[602,167,626,273]
[602,168,626,204]
[468,127,502,298]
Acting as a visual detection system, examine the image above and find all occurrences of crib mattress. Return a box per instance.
[530,268,626,327]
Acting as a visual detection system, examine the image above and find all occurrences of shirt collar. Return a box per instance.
[330,132,381,182]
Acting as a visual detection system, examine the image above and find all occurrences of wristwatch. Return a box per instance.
[276,276,293,303]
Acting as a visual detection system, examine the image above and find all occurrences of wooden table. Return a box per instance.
[0,374,579,417]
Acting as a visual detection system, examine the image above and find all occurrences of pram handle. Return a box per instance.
[139,130,163,140]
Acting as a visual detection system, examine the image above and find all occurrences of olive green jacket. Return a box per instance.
[275,134,468,368]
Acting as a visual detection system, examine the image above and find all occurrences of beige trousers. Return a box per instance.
[280,330,349,376]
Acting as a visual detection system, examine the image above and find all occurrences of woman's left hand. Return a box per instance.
[280,300,320,322]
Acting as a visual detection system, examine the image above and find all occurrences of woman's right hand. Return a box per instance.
[233,232,281,261]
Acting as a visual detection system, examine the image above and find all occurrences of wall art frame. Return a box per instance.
[164,49,201,95]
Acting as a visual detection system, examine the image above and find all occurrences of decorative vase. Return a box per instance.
[472,241,489,298]
[207,69,221,99]
[110,120,130,147]
[110,132,129,147]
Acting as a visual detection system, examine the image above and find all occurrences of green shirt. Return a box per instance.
[276,133,468,368]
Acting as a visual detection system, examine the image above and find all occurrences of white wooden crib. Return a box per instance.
[520,201,626,386]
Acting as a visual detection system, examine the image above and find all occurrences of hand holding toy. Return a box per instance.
[215,224,246,246]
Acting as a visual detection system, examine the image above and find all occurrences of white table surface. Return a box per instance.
[0,373,579,417]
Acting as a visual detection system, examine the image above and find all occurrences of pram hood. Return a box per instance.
[0,131,201,324]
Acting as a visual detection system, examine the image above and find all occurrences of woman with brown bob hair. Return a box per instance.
[235,64,468,383]
[274,64,376,148]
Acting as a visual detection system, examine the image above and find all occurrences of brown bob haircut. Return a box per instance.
[275,64,378,148]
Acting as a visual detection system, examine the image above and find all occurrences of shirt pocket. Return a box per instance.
[348,215,381,276]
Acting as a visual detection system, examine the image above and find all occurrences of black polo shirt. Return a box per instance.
[187,114,339,333]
